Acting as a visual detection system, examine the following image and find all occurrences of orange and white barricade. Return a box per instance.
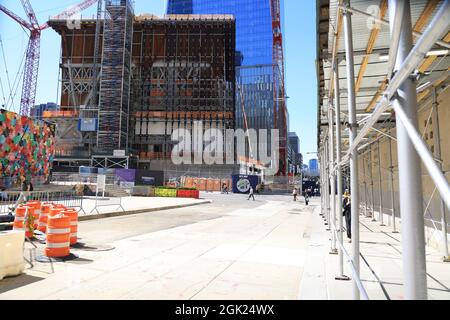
[27,201,41,229]
[12,206,27,233]
[49,206,63,217]
[38,204,51,233]
[61,209,78,245]
[45,214,71,258]
[22,206,35,238]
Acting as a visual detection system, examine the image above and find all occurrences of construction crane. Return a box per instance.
[270,0,287,176]
[0,0,99,116]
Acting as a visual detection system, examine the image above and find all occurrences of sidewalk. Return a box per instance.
[0,197,311,299]
[299,199,450,300]
[77,196,211,219]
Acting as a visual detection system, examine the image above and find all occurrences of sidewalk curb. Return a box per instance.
[78,199,212,222]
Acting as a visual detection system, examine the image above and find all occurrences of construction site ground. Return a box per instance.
[0,194,449,299]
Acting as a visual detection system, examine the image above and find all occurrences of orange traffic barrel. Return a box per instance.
[45,214,71,258]
[13,206,27,232]
[22,206,35,238]
[61,209,78,245]
[27,201,41,229]
[49,207,63,217]
[38,203,51,233]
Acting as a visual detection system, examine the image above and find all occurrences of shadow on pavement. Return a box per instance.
[0,274,44,294]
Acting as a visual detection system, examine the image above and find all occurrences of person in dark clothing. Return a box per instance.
[343,190,351,242]
[304,189,309,205]
[247,186,255,201]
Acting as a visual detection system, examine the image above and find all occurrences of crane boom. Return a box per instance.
[270,0,287,176]
[0,5,32,30]
[1,0,100,115]
[20,0,39,27]
[40,0,99,29]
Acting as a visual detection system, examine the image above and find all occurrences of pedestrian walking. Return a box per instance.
[343,190,352,242]
[292,187,298,201]
[304,189,309,205]
[247,186,255,201]
[9,175,30,213]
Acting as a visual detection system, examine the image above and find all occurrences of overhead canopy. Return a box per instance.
[317,0,450,154]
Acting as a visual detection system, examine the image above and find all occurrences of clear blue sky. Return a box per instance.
[0,0,317,162]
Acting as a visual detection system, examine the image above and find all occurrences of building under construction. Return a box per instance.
[47,0,236,177]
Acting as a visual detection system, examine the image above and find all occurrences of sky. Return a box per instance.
[0,0,318,163]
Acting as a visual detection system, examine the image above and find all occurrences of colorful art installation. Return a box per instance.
[0,109,55,180]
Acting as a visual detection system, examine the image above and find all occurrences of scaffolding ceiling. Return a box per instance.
[317,0,450,151]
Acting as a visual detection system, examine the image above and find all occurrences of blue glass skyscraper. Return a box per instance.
[167,0,287,174]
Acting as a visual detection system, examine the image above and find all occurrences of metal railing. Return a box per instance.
[0,190,84,216]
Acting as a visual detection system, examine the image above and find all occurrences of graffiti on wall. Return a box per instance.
[0,109,55,179]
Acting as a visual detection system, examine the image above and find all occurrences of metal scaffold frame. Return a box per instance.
[317,0,450,300]
[130,15,235,165]
[97,0,134,153]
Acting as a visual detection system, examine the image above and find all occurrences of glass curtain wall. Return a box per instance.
[167,0,286,168]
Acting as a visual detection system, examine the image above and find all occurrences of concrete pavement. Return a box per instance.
[0,193,313,299]
[1,193,449,299]
[299,199,450,300]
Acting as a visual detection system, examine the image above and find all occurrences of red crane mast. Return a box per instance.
[0,0,99,116]
[270,0,287,176]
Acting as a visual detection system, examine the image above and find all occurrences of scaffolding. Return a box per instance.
[317,0,450,300]
[130,15,235,168]
[97,0,134,153]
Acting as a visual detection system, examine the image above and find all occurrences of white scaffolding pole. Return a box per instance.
[362,154,368,217]
[431,87,450,262]
[325,143,330,228]
[377,141,385,226]
[388,128,398,233]
[342,1,360,300]
[328,105,337,253]
[369,147,376,222]
[389,0,427,300]
[334,58,349,279]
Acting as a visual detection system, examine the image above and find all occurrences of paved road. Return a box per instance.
[78,192,307,244]
[0,193,319,299]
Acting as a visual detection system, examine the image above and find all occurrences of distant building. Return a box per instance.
[288,132,301,175]
[48,8,236,179]
[167,0,289,175]
[30,102,59,120]
[308,158,319,176]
